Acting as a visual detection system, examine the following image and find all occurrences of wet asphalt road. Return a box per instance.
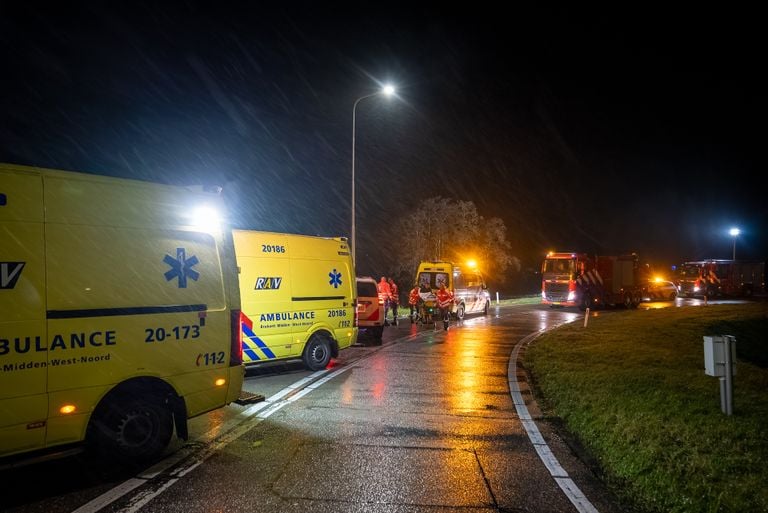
[3,301,650,513]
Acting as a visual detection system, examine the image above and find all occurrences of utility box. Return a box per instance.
[703,335,737,377]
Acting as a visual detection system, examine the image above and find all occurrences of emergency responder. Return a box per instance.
[408,283,421,324]
[377,276,392,326]
[436,282,454,331]
[387,277,400,326]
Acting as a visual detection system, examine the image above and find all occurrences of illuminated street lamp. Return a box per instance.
[729,227,740,260]
[351,84,396,264]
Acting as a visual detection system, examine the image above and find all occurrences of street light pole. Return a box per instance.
[729,227,740,260]
[351,85,395,265]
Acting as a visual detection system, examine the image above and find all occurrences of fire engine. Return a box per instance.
[541,252,648,311]
[676,259,765,298]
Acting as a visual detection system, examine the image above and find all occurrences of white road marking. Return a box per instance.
[76,308,598,513]
[509,330,600,513]
[73,366,353,513]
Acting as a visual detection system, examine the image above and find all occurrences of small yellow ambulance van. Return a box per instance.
[233,230,358,371]
[415,261,491,320]
[0,163,245,465]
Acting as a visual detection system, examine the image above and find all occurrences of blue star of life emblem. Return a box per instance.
[163,248,200,288]
[328,268,342,288]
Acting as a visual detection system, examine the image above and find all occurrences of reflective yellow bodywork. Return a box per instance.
[233,230,358,368]
[0,163,244,460]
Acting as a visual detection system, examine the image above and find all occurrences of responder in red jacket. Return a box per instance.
[436,282,454,331]
[408,284,421,324]
[377,276,392,326]
[387,277,399,326]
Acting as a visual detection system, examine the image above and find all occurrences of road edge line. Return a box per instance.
[509,330,600,513]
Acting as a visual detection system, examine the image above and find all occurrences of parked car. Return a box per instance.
[645,279,679,301]
[356,276,384,343]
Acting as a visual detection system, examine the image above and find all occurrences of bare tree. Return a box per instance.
[391,196,517,284]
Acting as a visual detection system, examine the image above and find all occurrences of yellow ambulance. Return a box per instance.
[0,163,245,465]
[415,261,491,320]
[233,230,358,371]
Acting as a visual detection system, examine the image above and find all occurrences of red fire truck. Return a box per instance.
[541,251,649,311]
[676,259,765,298]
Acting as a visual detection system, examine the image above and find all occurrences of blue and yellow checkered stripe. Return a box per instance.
[241,322,276,362]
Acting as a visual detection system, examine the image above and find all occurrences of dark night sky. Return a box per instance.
[2,4,766,281]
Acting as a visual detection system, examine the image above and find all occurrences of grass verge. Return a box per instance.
[524,302,768,513]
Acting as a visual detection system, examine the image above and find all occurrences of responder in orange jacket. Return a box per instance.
[436,282,454,331]
[377,276,392,326]
[408,284,421,324]
[387,277,400,326]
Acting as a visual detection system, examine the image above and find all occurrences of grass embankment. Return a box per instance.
[524,302,768,513]
[496,295,541,307]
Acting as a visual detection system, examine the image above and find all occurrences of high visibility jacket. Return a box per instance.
[377,280,392,303]
[408,287,420,305]
[389,282,399,304]
[436,288,453,308]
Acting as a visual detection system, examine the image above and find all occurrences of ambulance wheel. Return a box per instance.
[455,304,465,320]
[578,293,591,311]
[303,334,332,370]
[623,294,633,309]
[90,396,173,464]
[371,326,384,344]
[483,301,489,315]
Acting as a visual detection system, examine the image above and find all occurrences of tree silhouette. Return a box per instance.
[390,196,518,285]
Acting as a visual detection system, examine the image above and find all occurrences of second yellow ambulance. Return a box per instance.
[233,230,358,370]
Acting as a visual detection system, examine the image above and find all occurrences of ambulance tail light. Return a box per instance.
[230,309,243,366]
[354,303,359,328]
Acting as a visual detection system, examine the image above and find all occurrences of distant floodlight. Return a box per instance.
[382,84,395,96]
[729,227,740,259]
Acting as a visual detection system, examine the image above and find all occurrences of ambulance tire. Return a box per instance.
[90,395,173,465]
[578,293,591,312]
[303,334,332,370]
[455,304,465,321]
[371,326,384,344]
[483,301,489,315]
